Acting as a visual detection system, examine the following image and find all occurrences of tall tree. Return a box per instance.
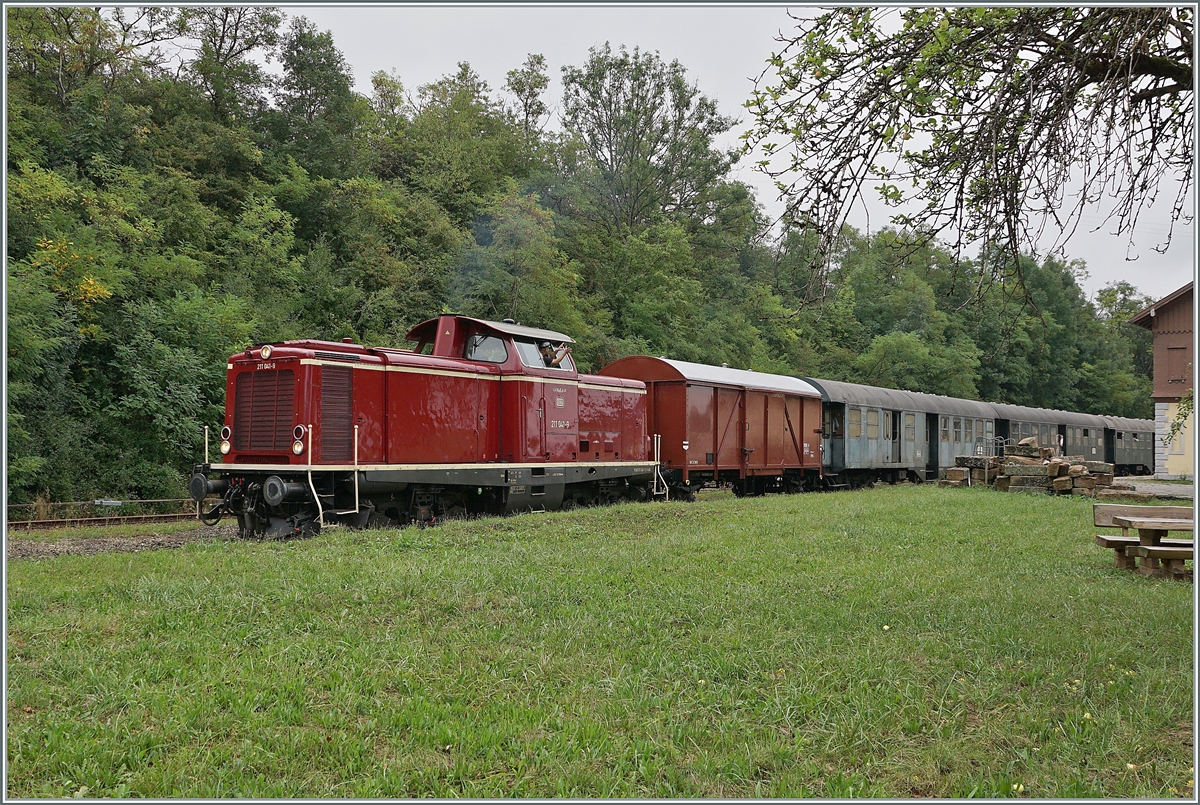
[560,43,738,233]
[264,15,367,179]
[391,62,526,224]
[746,8,1193,286]
[504,53,550,148]
[179,6,282,123]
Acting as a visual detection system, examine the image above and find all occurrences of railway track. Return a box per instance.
[6,511,200,531]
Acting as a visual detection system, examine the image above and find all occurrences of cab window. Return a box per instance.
[464,334,508,363]
[514,340,544,368]
[513,339,576,372]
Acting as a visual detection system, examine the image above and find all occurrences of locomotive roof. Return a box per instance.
[603,356,821,396]
[406,316,575,345]
[800,378,996,418]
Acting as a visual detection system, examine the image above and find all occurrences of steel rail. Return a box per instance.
[7,512,206,531]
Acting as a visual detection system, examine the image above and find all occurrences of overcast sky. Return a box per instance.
[282,4,1195,303]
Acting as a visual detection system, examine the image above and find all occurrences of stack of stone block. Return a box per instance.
[938,454,1003,487]
[938,439,1117,496]
[992,441,1114,496]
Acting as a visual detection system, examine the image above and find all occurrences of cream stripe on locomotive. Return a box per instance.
[218,461,659,472]
[285,358,646,392]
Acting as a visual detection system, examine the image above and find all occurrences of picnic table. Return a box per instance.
[1110,514,1194,579]
[1093,504,1194,580]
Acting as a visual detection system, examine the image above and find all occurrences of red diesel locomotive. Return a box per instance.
[190,315,656,536]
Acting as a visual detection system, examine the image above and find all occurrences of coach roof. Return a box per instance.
[988,402,1107,428]
[801,378,997,419]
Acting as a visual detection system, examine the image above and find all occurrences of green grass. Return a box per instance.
[7,487,1194,797]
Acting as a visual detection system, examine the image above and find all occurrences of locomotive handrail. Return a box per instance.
[652,434,669,500]
[335,425,361,516]
[307,423,324,528]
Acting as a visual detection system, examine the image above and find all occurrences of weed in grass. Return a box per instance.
[6,486,1192,797]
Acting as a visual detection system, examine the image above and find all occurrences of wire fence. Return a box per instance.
[6,498,201,530]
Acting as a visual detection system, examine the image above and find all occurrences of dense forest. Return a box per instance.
[6,8,1156,504]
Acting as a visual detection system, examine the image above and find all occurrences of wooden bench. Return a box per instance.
[1125,545,1194,580]
[1093,504,1194,571]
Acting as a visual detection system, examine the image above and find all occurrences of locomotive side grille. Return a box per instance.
[233,370,295,452]
[313,351,361,363]
[321,366,354,462]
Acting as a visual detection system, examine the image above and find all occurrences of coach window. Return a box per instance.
[866,409,880,439]
[940,416,949,442]
[952,417,962,443]
[904,413,916,441]
[964,419,974,444]
[848,408,862,439]
[1132,432,1140,442]
[464,334,508,363]
[1116,431,1123,442]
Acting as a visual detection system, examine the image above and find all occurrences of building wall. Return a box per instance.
[1154,401,1194,480]
[1146,286,1193,402]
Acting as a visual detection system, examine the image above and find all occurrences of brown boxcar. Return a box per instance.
[193,315,655,535]
[598,357,824,498]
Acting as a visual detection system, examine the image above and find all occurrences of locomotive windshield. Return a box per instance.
[464,334,508,363]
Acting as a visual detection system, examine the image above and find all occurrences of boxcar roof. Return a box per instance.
[800,378,997,418]
[602,356,820,396]
[1099,415,1155,432]
[988,402,1107,428]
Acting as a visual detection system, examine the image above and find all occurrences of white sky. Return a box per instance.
[282,3,1196,303]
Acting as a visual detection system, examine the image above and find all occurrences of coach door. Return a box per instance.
[926,413,939,477]
[542,380,578,462]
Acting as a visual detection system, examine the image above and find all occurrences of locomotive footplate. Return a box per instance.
[192,461,660,529]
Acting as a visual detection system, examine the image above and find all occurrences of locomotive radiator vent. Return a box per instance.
[234,369,295,452]
[314,351,361,363]
[321,366,354,462]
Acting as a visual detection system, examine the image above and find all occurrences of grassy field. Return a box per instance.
[6,486,1194,797]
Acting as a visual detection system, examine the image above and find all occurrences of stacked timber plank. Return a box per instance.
[940,438,1116,496]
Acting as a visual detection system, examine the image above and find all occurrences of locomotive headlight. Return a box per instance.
[220,425,231,441]
[260,345,273,359]
[220,440,231,455]
[292,440,305,455]
[293,424,306,440]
